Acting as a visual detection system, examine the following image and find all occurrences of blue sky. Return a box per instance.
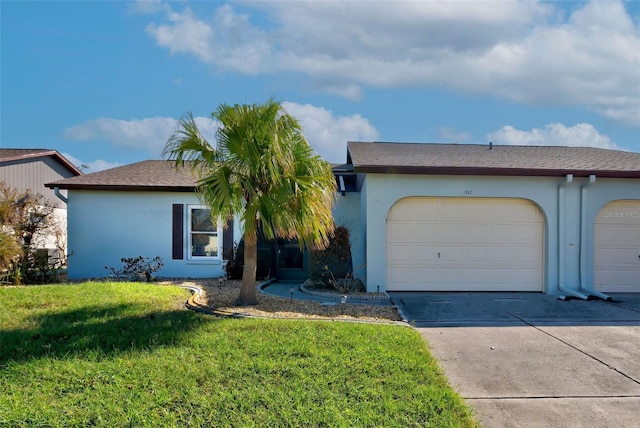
[2,0,639,172]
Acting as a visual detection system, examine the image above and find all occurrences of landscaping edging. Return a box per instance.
[299,282,390,302]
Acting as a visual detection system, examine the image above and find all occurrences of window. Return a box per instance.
[189,206,219,258]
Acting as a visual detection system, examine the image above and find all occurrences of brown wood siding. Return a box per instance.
[1,157,76,208]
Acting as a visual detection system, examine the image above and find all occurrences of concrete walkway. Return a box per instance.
[390,292,640,428]
[260,281,392,306]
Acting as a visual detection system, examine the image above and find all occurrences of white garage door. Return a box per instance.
[594,200,640,293]
[386,197,544,291]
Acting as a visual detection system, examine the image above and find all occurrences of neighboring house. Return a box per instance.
[47,142,640,297]
[1,148,83,262]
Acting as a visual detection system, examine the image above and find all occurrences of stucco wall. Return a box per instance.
[64,174,638,291]
[356,173,639,295]
[66,190,233,279]
[332,193,364,281]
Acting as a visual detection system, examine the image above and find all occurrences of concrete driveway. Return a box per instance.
[389,292,640,428]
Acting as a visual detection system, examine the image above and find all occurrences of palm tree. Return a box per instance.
[163,99,336,305]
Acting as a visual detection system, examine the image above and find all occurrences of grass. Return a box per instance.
[0,282,478,427]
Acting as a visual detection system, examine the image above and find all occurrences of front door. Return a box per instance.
[275,240,308,281]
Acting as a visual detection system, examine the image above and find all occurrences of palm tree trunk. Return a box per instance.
[237,233,259,306]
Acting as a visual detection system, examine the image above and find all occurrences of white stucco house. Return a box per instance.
[47,142,640,298]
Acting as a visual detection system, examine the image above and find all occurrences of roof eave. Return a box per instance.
[353,165,640,178]
[44,184,197,192]
[1,150,83,176]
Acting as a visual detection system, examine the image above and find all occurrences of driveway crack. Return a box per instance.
[507,312,640,386]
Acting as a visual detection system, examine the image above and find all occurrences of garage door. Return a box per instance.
[594,200,640,293]
[386,197,543,291]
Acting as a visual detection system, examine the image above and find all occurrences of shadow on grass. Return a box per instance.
[0,303,210,365]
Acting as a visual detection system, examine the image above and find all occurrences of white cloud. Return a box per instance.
[438,127,470,142]
[63,116,218,156]
[63,103,378,164]
[487,123,621,150]
[61,153,123,174]
[283,102,379,163]
[146,8,216,64]
[127,0,172,16]
[144,1,640,126]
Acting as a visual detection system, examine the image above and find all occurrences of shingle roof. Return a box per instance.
[347,142,640,178]
[45,160,197,191]
[44,143,640,192]
[1,148,83,176]
[0,148,51,159]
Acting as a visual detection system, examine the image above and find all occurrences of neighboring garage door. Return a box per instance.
[386,197,544,291]
[594,200,640,293]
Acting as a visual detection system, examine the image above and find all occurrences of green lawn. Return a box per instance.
[0,282,478,427]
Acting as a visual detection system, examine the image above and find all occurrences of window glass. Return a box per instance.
[191,209,216,232]
[189,207,218,258]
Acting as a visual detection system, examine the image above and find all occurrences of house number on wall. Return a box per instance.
[464,190,473,195]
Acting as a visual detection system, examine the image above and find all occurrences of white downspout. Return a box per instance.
[579,175,611,301]
[558,174,589,300]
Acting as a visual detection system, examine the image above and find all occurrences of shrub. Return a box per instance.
[224,241,244,280]
[0,183,63,285]
[309,226,353,285]
[105,256,164,282]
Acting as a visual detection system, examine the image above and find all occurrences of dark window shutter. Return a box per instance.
[223,218,234,261]
[172,204,184,260]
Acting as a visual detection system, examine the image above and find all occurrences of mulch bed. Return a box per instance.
[166,278,402,322]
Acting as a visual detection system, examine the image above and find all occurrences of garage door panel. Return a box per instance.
[514,225,541,242]
[437,246,463,262]
[390,201,413,220]
[594,200,640,293]
[462,224,489,242]
[388,267,413,282]
[515,246,543,262]
[413,201,437,220]
[488,246,516,262]
[594,248,626,264]
[413,223,438,241]
[411,245,438,262]
[596,225,639,244]
[439,201,469,220]
[387,244,412,264]
[490,224,514,242]
[462,246,489,262]
[439,223,464,241]
[501,202,537,218]
[401,268,541,292]
[387,222,412,242]
[387,197,543,291]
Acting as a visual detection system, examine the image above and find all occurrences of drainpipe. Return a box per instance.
[53,187,68,204]
[558,174,589,300]
[579,175,612,301]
